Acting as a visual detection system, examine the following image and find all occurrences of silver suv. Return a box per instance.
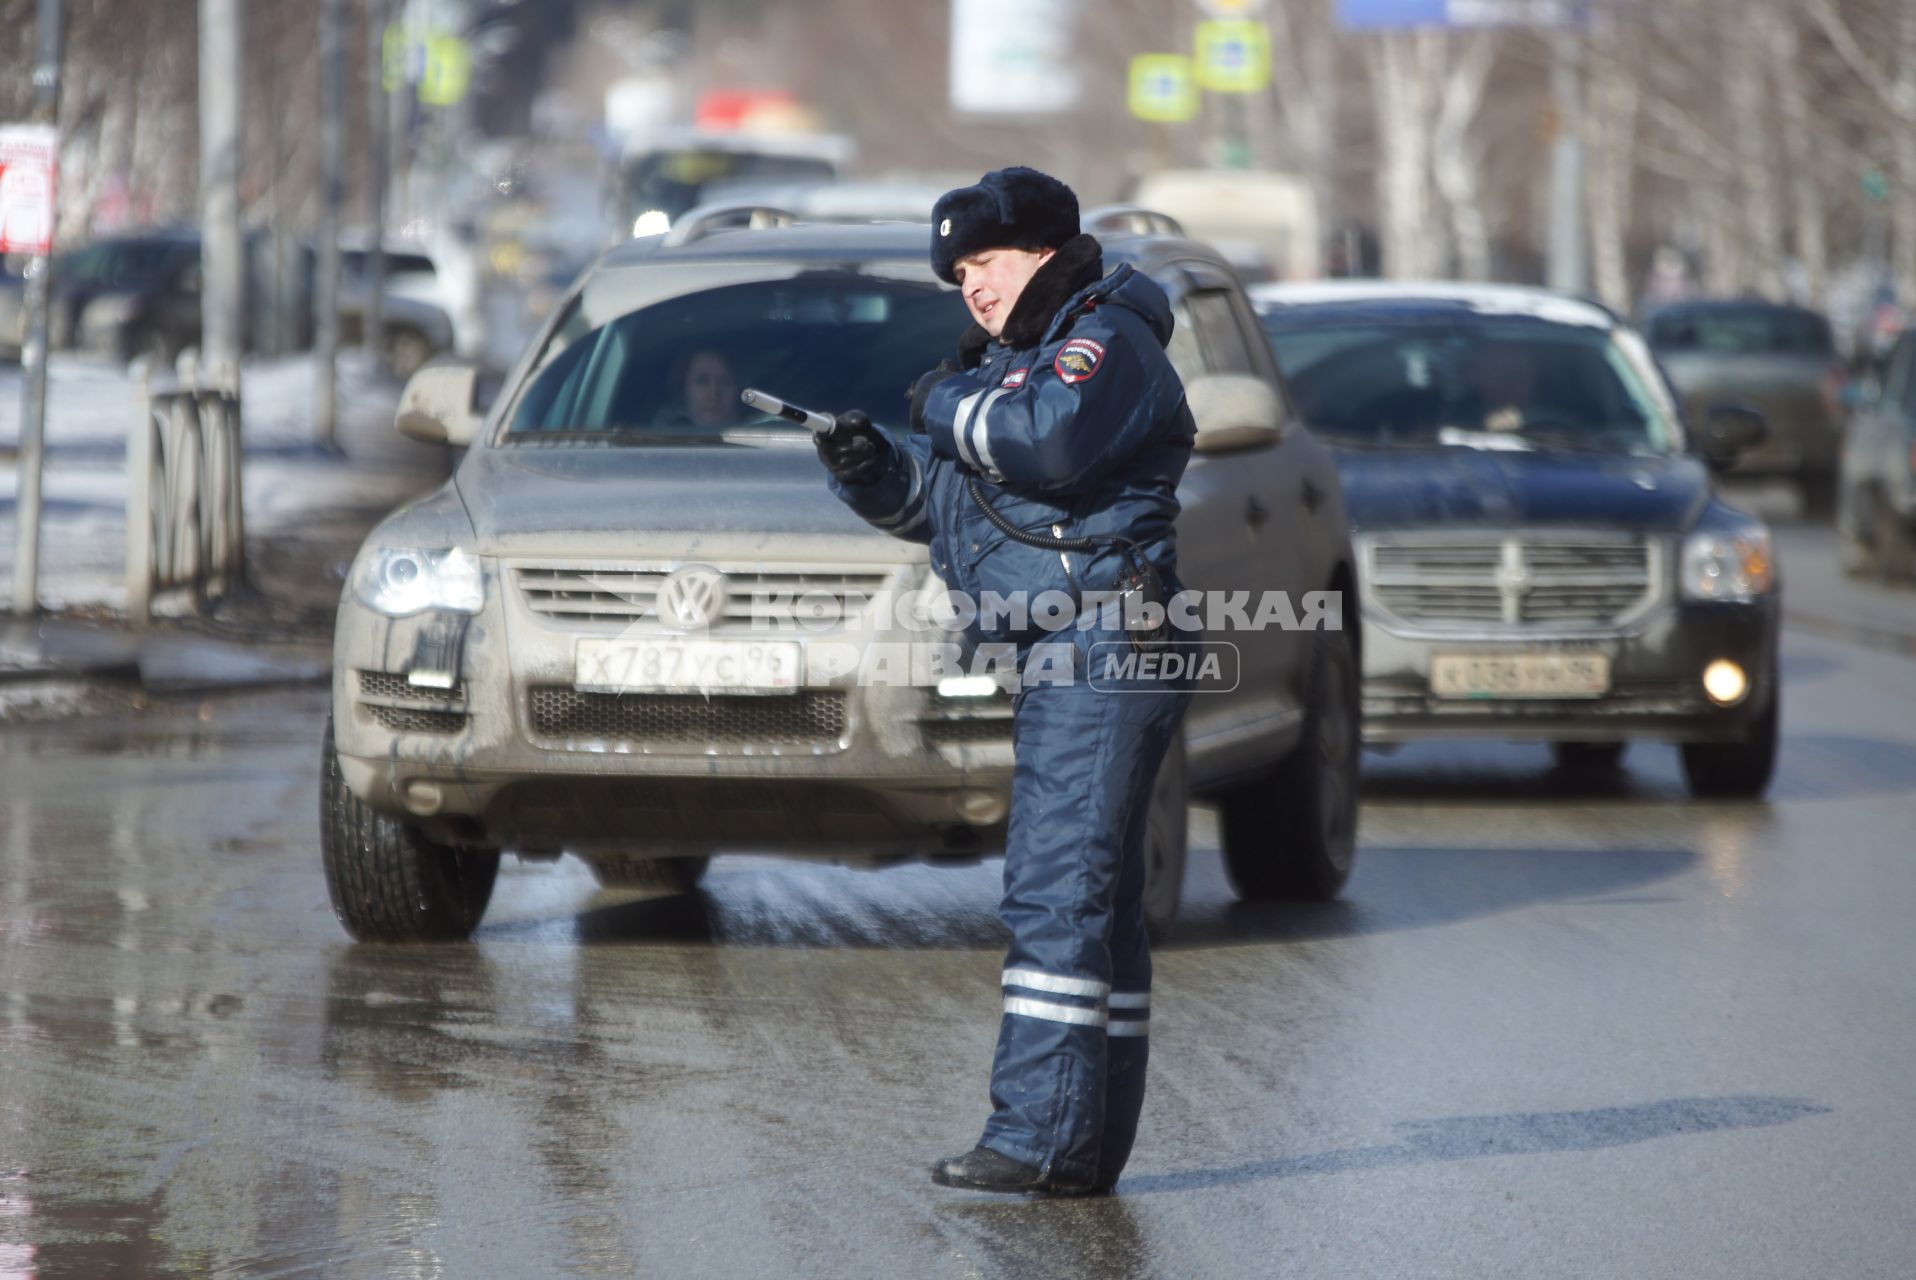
[321,210,1359,941]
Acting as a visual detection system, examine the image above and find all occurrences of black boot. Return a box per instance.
[931,1146,1103,1195]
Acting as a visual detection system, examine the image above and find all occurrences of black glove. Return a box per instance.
[908,360,959,434]
[814,409,884,486]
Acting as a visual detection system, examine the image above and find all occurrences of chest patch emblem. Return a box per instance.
[1053,338,1106,385]
[1002,367,1029,388]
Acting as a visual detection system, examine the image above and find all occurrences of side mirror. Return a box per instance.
[1698,402,1767,470]
[395,362,480,448]
[1188,374,1283,454]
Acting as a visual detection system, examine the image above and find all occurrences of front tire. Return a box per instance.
[1141,731,1189,938]
[1220,628,1361,902]
[1681,683,1779,799]
[320,716,499,941]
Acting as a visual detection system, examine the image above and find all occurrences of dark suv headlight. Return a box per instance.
[1679,530,1774,602]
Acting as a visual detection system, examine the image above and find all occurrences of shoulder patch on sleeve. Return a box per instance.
[1053,337,1106,385]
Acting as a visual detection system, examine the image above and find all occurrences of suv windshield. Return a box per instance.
[1261,313,1679,453]
[1646,306,1833,356]
[507,272,966,441]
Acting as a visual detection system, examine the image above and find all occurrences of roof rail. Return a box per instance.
[1082,205,1186,239]
[658,203,801,247]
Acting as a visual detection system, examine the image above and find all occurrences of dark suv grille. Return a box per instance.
[1369,536,1656,628]
[527,687,849,749]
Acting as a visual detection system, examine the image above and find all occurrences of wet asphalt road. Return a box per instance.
[4,519,1916,1278]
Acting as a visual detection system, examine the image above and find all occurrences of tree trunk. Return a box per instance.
[1769,13,1827,305]
[1431,33,1496,281]
[1896,5,1916,306]
[1585,37,1639,312]
[1365,31,1442,280]
[1729,4,1783,298]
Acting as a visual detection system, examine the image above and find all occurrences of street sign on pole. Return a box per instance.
[1194,19,1271,94]
[949,0,1082,116]
[1129,55,1199,124]
[0,126,57,254]
[418,32,470,106]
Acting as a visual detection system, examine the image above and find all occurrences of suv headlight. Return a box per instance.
[1680,530,1774,602]
[354,547,484,616]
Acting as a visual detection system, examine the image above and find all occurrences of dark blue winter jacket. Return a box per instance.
[829,239,1195,650]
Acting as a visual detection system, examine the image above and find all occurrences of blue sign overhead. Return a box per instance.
[1337,0,1581,28]
[1336,0,1446,26]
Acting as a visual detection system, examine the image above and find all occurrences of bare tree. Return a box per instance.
[1806,0,1916,303]
[1430,32,1497,281]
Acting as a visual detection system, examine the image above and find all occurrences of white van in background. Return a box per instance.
[1130,170,1321,285]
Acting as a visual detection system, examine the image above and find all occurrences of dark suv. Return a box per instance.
[319,205,1361,941]
[0,231,201,365]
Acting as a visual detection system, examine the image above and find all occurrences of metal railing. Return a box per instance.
[125,354,246,620]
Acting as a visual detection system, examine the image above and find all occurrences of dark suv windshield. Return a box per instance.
[508,273,967,440]
[1261,313,1677,452]
[1646,306,1833,356]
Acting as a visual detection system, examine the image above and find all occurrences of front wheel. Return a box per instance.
[1680,684,1779,800]
[320,716,499,941]
[1220,628,1361,902]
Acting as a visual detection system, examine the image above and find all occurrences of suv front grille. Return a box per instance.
[527,687,849,749]
[512,562,897,631]
[356,669,468,735]
[1368,536,1657,628]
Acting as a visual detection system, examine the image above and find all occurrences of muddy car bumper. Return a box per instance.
[330,599,1016,860]
[1360,597,1779,744]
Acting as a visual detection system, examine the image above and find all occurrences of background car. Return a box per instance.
[1643,299,1847,516]
[1254,282,1781,799]
[606,128,854,239]
[334,241,461,379]
[0,230,201,365]
[1838,325,1916,579]
[321,210,1360,942]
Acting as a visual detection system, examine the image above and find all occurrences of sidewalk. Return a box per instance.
[0,350,453,713]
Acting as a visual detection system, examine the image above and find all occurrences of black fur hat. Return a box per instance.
[930,167,1081,285]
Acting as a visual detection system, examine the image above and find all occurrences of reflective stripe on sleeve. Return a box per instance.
[1107,1018,1149,1038]
[1004,995,1108,1028]
[951,391,986,469]
[1108,991,1150,1010]
[969,388,1011,478]
[1003,968,1111,999]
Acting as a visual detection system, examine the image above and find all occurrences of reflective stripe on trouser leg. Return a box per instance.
[978,676,1187,1187]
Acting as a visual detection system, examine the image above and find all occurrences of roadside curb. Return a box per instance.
[0,617,330,715]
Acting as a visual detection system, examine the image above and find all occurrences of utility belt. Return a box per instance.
[966,475,1171,652]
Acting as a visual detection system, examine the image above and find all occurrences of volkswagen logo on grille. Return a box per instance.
[659,565,727,631]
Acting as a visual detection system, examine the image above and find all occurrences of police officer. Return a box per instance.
[814,167,1196,1195]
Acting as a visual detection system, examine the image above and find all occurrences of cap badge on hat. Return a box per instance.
[940,218,951,236]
